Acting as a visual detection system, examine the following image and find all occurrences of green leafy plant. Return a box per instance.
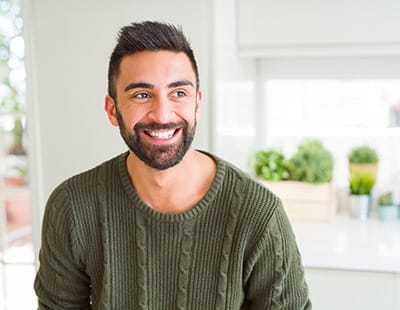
[287,139,334,184]
[348,145,378,164]
[8,117,26,155]
[377,192,394,207]
[349,172,375,195]
[253,149,289,181]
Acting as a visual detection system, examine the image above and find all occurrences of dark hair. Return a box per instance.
[107,21,200,101]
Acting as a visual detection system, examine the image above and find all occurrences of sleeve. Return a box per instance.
[34,184,91,309]
[243,203,312,309]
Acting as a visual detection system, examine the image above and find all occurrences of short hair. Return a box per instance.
[107,21,200,101]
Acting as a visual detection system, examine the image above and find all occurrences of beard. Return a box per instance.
[115,109,196,170]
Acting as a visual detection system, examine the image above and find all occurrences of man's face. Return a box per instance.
[106,51,201,170]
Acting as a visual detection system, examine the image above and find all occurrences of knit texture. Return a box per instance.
[34,152,311,309]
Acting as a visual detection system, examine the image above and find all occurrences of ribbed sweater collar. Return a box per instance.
[117,151,226,223]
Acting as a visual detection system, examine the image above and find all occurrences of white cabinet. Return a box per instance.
[305,268,396,310]
[395,274,400,309]
[237,0,400,57]
[292,217,400,309]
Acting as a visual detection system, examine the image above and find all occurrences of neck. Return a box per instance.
[126,149,216,213]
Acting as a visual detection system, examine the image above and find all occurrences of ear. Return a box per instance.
[195,89,202,121]
[105,95,119,127]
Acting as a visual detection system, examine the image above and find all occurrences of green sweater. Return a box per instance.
[34,152,311,309]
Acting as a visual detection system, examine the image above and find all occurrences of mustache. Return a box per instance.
[134,121,187,132]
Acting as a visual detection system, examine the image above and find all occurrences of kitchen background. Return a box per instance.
[1,0,400,309]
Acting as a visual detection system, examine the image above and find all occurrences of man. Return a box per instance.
[34,21,311,309]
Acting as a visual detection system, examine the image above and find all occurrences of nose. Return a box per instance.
[147,96,175,123]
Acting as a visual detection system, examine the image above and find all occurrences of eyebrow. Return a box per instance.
[124,82,153,92]
[123,80,194,92]
[167,80,194,88]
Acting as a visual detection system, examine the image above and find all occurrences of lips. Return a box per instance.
[144,129,177,140]
[135,122,185,144]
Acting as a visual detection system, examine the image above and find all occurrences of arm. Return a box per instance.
[34,185,91,309]
[243,203,312,309]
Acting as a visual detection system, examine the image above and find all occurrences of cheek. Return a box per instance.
[179,103,198,120]
[120,106,147,127]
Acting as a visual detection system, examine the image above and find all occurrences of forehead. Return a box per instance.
[117,50,196,86]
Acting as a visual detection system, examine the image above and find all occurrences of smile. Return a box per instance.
[144,128,180,140]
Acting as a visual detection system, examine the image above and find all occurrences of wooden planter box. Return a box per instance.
[260,180,337,221]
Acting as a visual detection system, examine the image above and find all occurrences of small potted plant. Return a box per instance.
[377,192,397,221]
[4,118,28,186]
[253,149,289,181]
[287,139,334,184]
[348,145,378,179]
[348,172,375,220]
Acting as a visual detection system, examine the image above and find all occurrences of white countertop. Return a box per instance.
[291,215,400,273]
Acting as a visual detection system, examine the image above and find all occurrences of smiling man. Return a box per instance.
[34,21,311,309]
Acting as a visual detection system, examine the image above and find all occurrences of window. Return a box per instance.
[215,57,400,192]
[215,80,256,171]
[0,0,35,308]
[265,80,400,134]
[263,79,400,187]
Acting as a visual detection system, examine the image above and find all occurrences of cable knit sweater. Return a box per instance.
[34,151,311,309]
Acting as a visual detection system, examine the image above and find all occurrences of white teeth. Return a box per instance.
[147,130,175,139]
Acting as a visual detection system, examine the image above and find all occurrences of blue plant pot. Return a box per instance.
[378,205,397,221]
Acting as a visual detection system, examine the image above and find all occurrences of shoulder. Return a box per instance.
[204,151,285,230]
[49,152,125,203]
[215,154,282,217]
[208,154,299,263]
[62,153,124,195]
[44,153,126,220]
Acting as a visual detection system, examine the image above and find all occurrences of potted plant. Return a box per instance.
[256,139,336,221]
[377,192,397,221]
[348,145,378,179]
[287,139,334,184]
[253,149,289,181]
[3,118,28,186]
[8,117,27,156]
[348,172,375,220]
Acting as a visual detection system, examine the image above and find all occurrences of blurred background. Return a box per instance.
[1,0,400,309]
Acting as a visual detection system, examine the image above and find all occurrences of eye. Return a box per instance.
[134,92,151,99]
[173,90,187,98]
[129,91,151,101]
